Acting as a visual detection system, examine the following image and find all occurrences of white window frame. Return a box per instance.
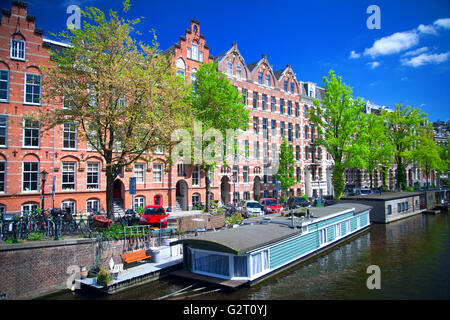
[0,115,7,147]
[134,196,145,210]
[86,199,99,214]
[62,162,76,191]
[134,163,145,184]
[86,162,100,190]
[24,73,41,105]
[61,200,76,214]
[199,51,203,62]
[11,39,26,61]
[22,161,39,192]
[192,166,200,186]
[187,47,191,59]
[0,69,9,102]
[23,119,40,148]
[62,122,77,150]
[153,163,163,183]
[236,65,242,78]
[192,44,199,61]
[0,160,6,193]
[227,62,233,75]
[319,228,327,246]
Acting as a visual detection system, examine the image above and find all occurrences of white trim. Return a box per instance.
[0,69,9,102]
[23,73,42,105]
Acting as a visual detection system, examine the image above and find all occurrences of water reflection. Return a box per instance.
[48,214,449,300]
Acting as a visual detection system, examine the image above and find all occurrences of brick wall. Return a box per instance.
[0,238,129,299]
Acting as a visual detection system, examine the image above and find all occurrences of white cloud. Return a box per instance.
[402,46,429,56]
[363,31,419,58]
[349,50,360,59]
[434,18,450,29]
[367,61,380,69]
[401,52,450,67]
[417,24,437,35]
[401,77,408,81]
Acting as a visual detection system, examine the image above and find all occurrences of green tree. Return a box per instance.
[358,113,394,189]
[189,61,250,211]
[413,125,444,189]
[308,70,366,199]
[382,104,428,191]
[39,4,192,219]
[273,137,297,204]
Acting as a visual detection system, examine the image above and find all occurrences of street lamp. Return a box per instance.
[40,169,48,210]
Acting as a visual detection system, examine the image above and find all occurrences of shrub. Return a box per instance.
[28,232,44,241]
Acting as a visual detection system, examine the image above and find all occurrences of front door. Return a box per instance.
[113,179,123,199]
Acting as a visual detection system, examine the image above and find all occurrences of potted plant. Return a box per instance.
[96,268,113,287]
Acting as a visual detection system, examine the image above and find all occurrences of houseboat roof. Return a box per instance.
[173,204,372,255]
[341,191,423,201]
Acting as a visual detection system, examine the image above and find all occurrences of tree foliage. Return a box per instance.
[273,137,297,202]
[39,4,192,218]
[309,70,366,199]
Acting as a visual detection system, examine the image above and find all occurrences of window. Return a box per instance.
[319,228,327,245]
[280,99,284,114]
[295,124,300,139]
[87,162,100,189]
[263,142,268,158]
[280,122,285,137]
[270,96,275,112]
[227,62,233,75]
[86,199,99,213]
[192,44,199,61]
[62,162,76,190]
[262,94,267,111]
[177,163,186,176]
[0,161,5,192]
[272,143,277,160]
[11,39,26,60]
[334,224,342,238]
[262,118,268,138]
[0,69,9,101]
[154,146,164,154]
[23,119,40,147]
[296,167,301,182]
[192,166,200,186]
[284,80,288,92]
[134,196,145,209]
[304,125,309,139]
[192,193,201,207]
[295,102,299,117]
[296,146,300,161]
[253,117,259,134]
[290,82,294,94]
[22,203,38,215]
[62,122,77,150]
[236,65,242,78]
[265,74,270,86]
[250,250,269,276]
[192,249,230,277]
[287,101,292,115]
[242,89,247,105]
[243,166,249,183]
[305,146,309,160]
[61,200,76,214]
[22,162,39,192]
[25,74,41,104]
[346,220,351,233]
[131,163,144,184]
[253,91,258,109]
[232,166,238,183]
[254,141,260,160]
[271,120,276,136]
[187,47,191,59]
[153,163,163,183]
[0,115,7,147]
[243,191,250,201]
[244,140,249,159]
[258,72,263,84]
[199,51,203,62]
[288,123,293,142]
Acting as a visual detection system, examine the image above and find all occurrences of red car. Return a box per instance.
[260,198,284,215]
[140,205,170,228]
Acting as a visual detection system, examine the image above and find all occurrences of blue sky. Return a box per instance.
[9,0,450,121]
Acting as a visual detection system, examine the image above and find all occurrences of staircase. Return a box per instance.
[113,199,125,218]
[175,198,182,211]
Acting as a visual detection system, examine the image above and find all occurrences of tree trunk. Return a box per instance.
[204,165,211,213]
[369,172,373,189]
[332,162,345,200]
[105,166,116,220]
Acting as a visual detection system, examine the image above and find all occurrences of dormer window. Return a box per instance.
[227,62,233,75]
[11,39,26,60]
[265,74,270,86]
[258,72,263,85]
[284,80,288,92]
[236,65,242,78]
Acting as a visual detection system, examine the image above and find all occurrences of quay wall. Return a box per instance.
[0,238,126,300]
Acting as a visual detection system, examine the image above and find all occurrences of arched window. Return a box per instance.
[22,202,39,215]
[61,200,76,214]
[86,198,100,213]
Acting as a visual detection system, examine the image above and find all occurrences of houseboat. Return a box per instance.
[171,203,372,288]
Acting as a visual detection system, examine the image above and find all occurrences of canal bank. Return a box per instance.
[45,212,450,300]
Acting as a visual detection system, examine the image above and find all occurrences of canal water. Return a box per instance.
[48,213,450,300]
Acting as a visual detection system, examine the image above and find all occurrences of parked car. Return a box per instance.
[260,198,284,215]
[243,200,263,217]
[322,195,338,207]
[287,197,311,209]
[140,205,170,228]
[360,188,373,195]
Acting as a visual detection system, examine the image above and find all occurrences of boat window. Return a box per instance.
[233,255,248,277]
[192,250,230,277]
[250,250,269,275]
